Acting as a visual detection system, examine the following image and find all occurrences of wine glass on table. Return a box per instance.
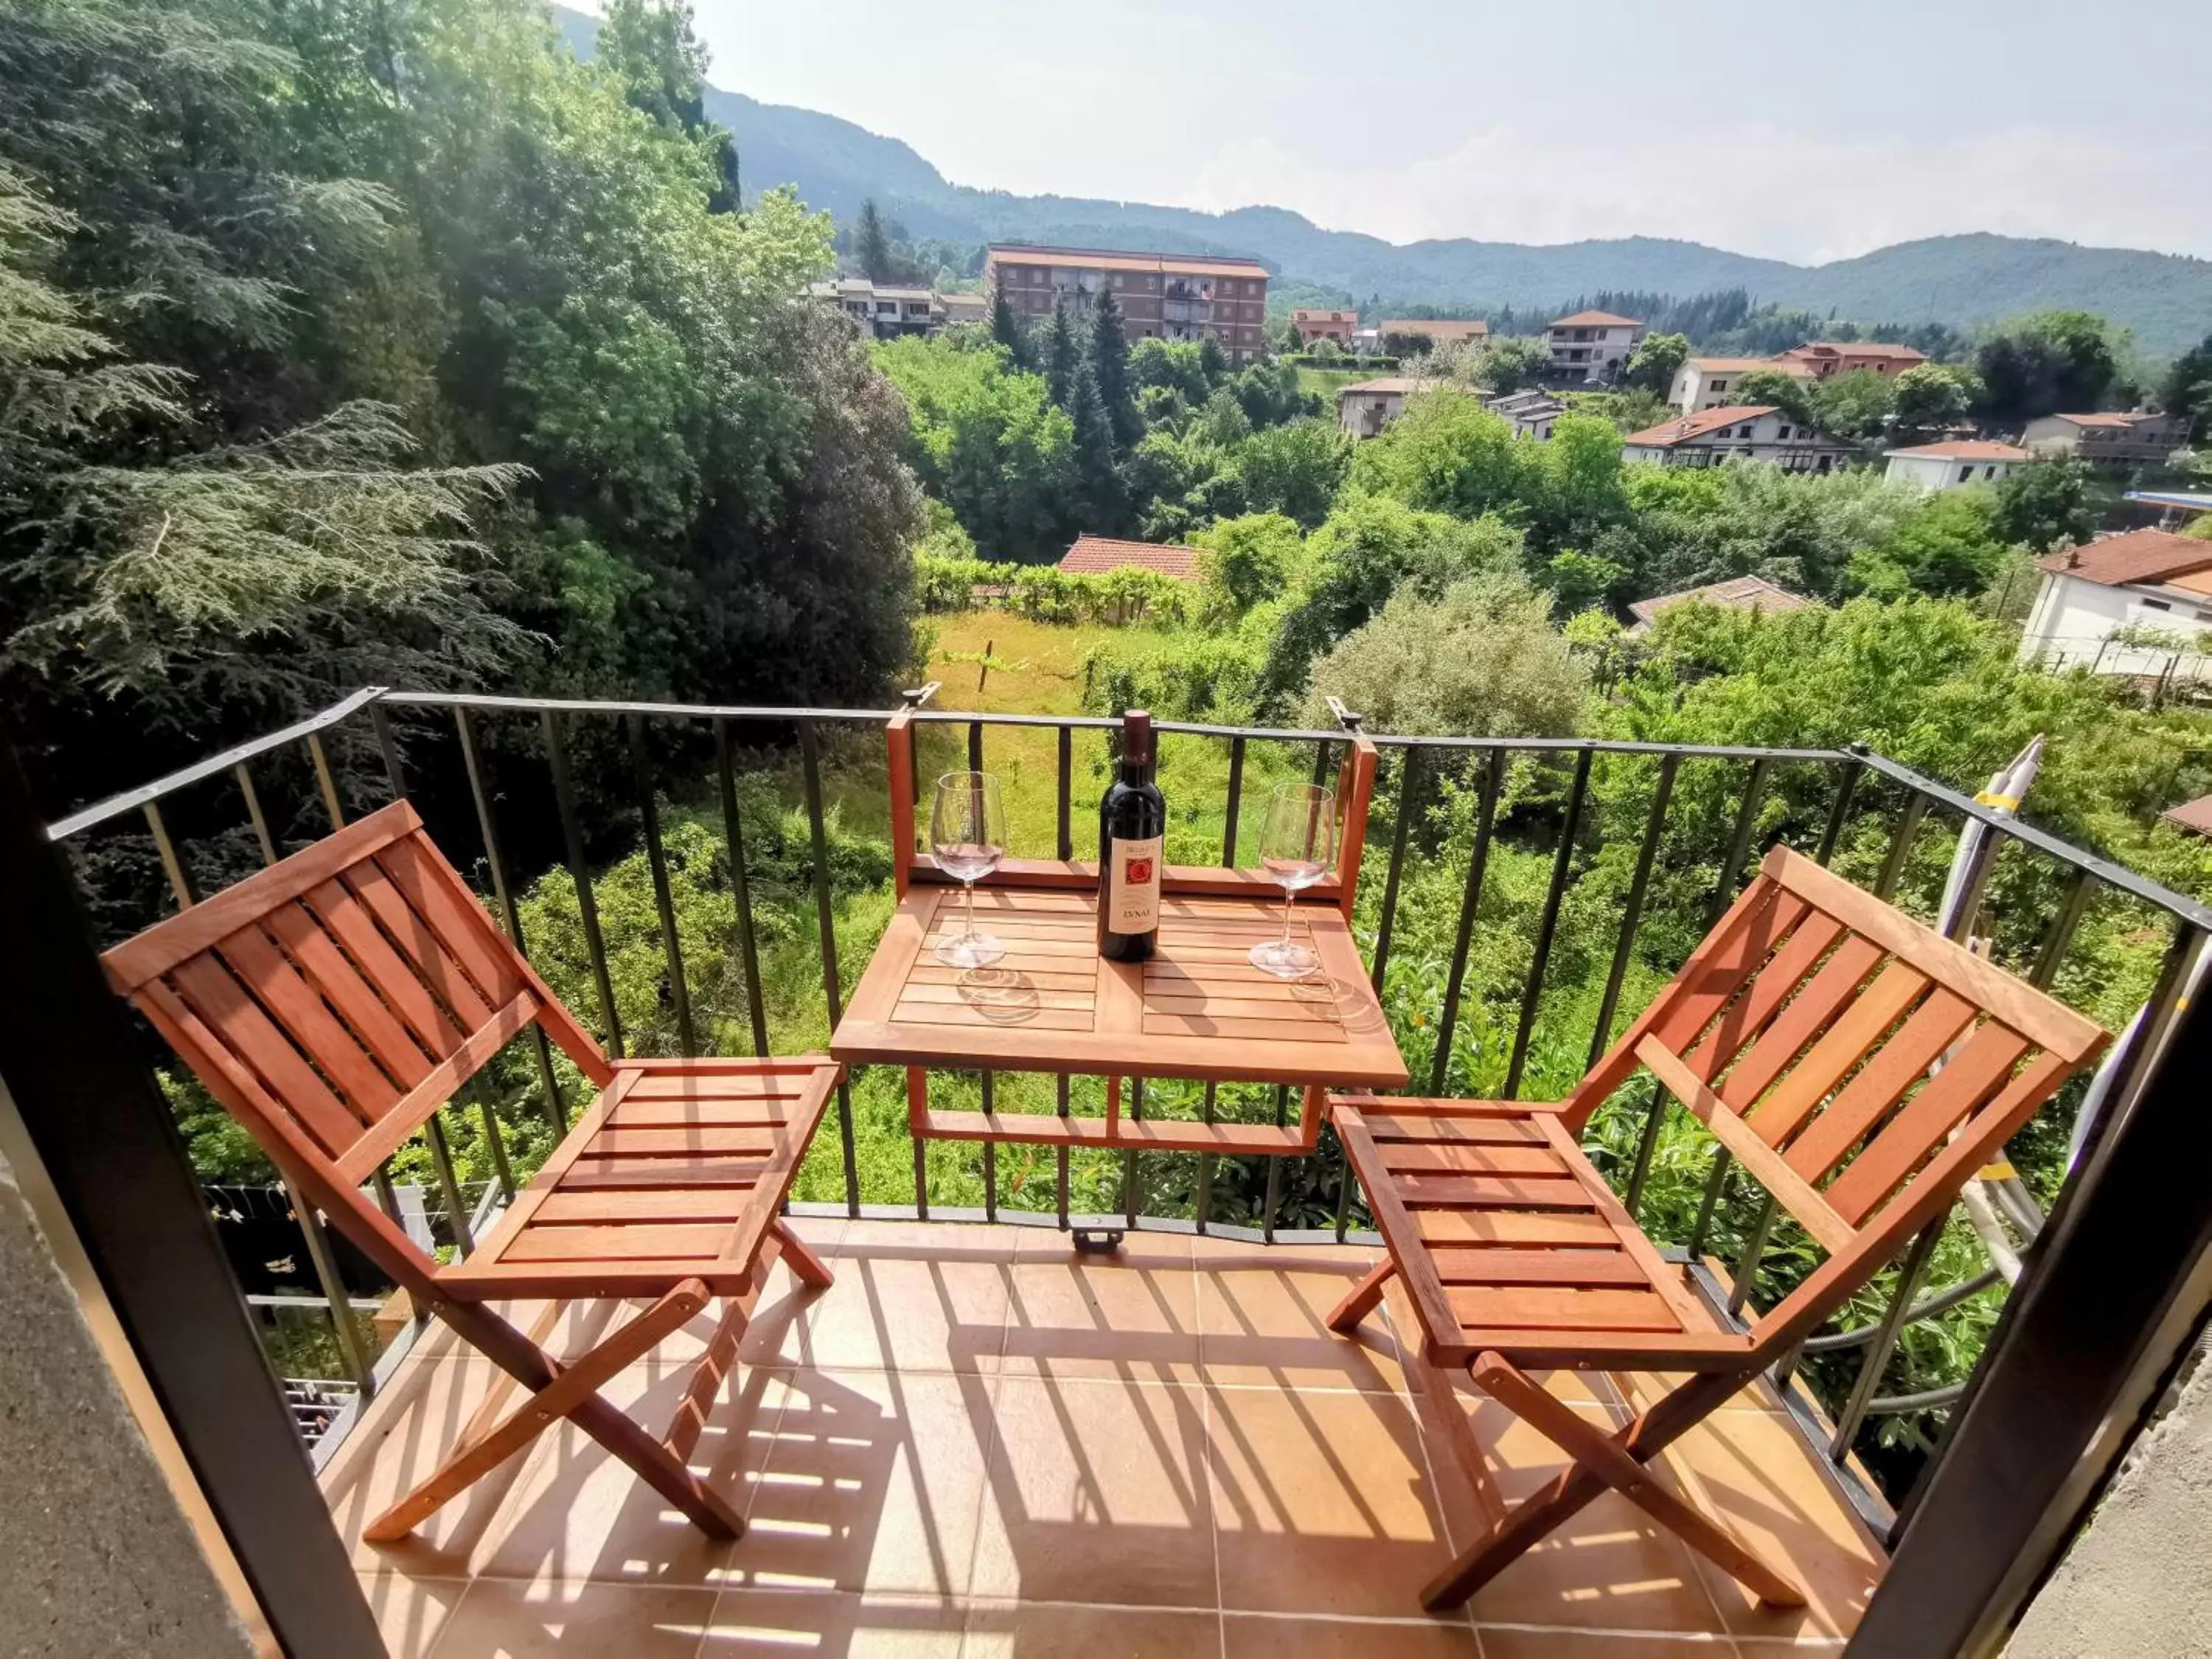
[932,771,1007,969]
[1250,782,1336,979]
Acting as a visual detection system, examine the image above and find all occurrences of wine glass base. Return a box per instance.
[935,933,1006,970]
[1248,939,1318,980]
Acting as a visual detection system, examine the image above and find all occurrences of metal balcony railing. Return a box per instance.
[33,686,2212,1541]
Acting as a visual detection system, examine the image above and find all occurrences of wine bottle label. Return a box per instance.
[1106,835,1164,933]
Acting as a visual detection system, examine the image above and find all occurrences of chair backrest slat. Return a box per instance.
[104,801,611,1281]
[1566,843,2108,1356]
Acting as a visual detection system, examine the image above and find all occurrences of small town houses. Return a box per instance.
[1620,405,1856,471]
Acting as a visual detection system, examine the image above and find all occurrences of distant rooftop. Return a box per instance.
[2038,528,2212,589]
[1885,440,2031,462]
[1621,405,1781,447]
[1687,356,1811,375]
[1056,535,1200,579]
[2126,490,2212,515]
[2163,793,2212,836]
[1337,376,1446,397]
[1629,574,1815,628]
[1377,318,1489,341]
[1551,309,1642,328]
[984,243,1270,279]
[1782,341,1929,363]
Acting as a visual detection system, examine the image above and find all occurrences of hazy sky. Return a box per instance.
[658,0,2211,264]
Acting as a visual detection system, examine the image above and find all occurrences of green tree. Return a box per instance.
[874,335,1078,559]
[1088,283,1140,446]
[1848,490,2009,598]
[1231,419,1351,530]
[1728,367,1817,425]
[855,197,896,283]
[1043,302,1080,408]
[2161,333,2212,442]
[1991,459,2107,553]
[1065,361,1126,532]
[598,0,738,211]
[1474,335,1551,394]
[1975,311,2125,425]
[990,288,1032,369]
[1543,549,1630,613]
[1891,363,1978,441]
[1624,332,1689,394]
[1193,512,1303,619]
[1300,572,1588,737]
[1809,369,1898,443]
[1352,392,1537,524]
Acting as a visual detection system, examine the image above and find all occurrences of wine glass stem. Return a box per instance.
[1280,884,1294,949]
[966,875,978,942]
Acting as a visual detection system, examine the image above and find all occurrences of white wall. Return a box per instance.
[1885,454,2019,494]
[2020,571,2212,676]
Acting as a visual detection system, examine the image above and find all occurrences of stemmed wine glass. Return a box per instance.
[1250,782,1336,978]
[931,771,1007,969]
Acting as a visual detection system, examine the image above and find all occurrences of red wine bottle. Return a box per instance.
[1097,709,1166,962]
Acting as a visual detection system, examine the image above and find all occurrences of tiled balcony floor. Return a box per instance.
[321,1218,1882,1657]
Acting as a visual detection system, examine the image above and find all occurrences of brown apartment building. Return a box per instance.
[984,245,1271,361]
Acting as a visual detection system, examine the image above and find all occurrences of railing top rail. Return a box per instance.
[1855,751,2212,932]
[907,709,1348,742]
[1375,734,1850,762]
[375,690,899,723]
[44,687,389,842]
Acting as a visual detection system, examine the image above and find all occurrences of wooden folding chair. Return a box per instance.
[102,799,842,1544]
[1329,844,2108,1611]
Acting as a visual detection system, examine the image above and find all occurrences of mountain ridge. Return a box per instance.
[555,7,2212,356]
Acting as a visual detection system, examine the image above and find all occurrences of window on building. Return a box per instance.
[1777,425,1792,439]
[1710,379,1726,392]
[1958,465,1974,483]
[2143,599,2172,611]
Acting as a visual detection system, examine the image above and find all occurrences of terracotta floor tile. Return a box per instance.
[1613,1369,1784,1419]
[1197,1255,1405,1394]
[1458,1490,1728,1635]
[1476,1630,1740,1658]
[827,1220,1021,1259]
[1222,1612,1479,1657]
[327,1355,534,1576]
[969,1376,1214,1607]
[468,1360,782,1587]
[728,1367,1000,1598]
[424,1579,717,1658]
[356,1570,467,1659]
[998,1239,1200,1382]
[1206,1384,1462,1621]
[701,1587,965,1654]
[1655,1411,1882,1641]
[800,1245,1013,1374]
[963,1601,1222,1658]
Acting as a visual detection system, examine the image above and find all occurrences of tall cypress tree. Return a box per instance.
[1066,361,1125,532]
[1088,284,1140,447]
[1043,301,1080,409]
[991,288,1032,370]
[855,199,894,283]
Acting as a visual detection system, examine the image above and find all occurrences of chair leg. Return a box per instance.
[1419,1357,1806,1613]
[1326,1259,1397,1334]
[772,1217,835,1289]
[365,1279,725,1543]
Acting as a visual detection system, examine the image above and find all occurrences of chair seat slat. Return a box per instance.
[167,956,361,1156]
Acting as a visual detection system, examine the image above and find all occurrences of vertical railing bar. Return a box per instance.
[1688,1153,1731,1258]
[1728,1195,1778,1316]
[279,1172,374,1399]
[627,714,696,1057]
[798,721,863,1220]
[307,731,347,831]
[1429,748,1506,1095]
[421,1113,474,1256]
[234,761,279,866]
[541,711,623,1057]
[473,1095,516,1199]
[1056,724,1073,860]
[1622,1079,1669,1216]
[1875,790,1930,901]
[1705,756,1771,928]
[1332,1121,1355,1243]
[456,707,566,1135]
[1369,749,1423,995]
[1310,738,1332,787]
[1815,749,1865,866]
[2029,867,2096,990]
[368,699,408,801]
[1262,1082,1289,1242]
[142,799,198,909]
[1054,1074,1071,1229]
[1503,745,1593,1100]
[1829,1220,1946,1458]
[1198,738,1242,1234]
[714,720,773,1060]
[970,720,996,1220]
[1122,1077,1142,1231]
[1589,753,1678,1070]
[1222,736,1246,866]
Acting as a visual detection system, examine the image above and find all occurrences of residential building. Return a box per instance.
[2124,489,2212,527]
[1627,574,1815,633]
[1775,341,1930,379]
[984,244,1270,361]
[2160,792,2212,836]
[936,291,987,327]
[2022,411,2190,469]
[1669,356,1812,413]
[1485,388,1565,439]
[1055,534,1201,580]
[1546,310,1644,380]
[1350,327,1382,356]
[1377,318,1489,349]
[1620,405,1854,471]
[1336,376,1444,439]
[1292,307,1358,347]
[807,279,968,339]
[2017,528,2212,676]
[1883,439,2031,493]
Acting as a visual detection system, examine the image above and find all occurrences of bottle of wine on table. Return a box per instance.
[1097,709,1166,963]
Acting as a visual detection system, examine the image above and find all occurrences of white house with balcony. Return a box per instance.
[1621,405,1854,471]
[2017,529,2212,677]
[1669,357,1811,413]
[1883,440,2031,494]
[1547,310,1644,382]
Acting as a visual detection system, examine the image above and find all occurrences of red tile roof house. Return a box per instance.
[1546,309,1645,380]
[1620,405,1856,473]
[1054,535,1201,622]
[1882,439,2032,494]
[1626,574,1816,633]
[2017,528,2212,678]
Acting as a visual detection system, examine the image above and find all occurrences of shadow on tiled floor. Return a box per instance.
[328,1217,1879,1657]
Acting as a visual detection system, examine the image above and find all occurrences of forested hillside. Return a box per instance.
[557,2,2212,357]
